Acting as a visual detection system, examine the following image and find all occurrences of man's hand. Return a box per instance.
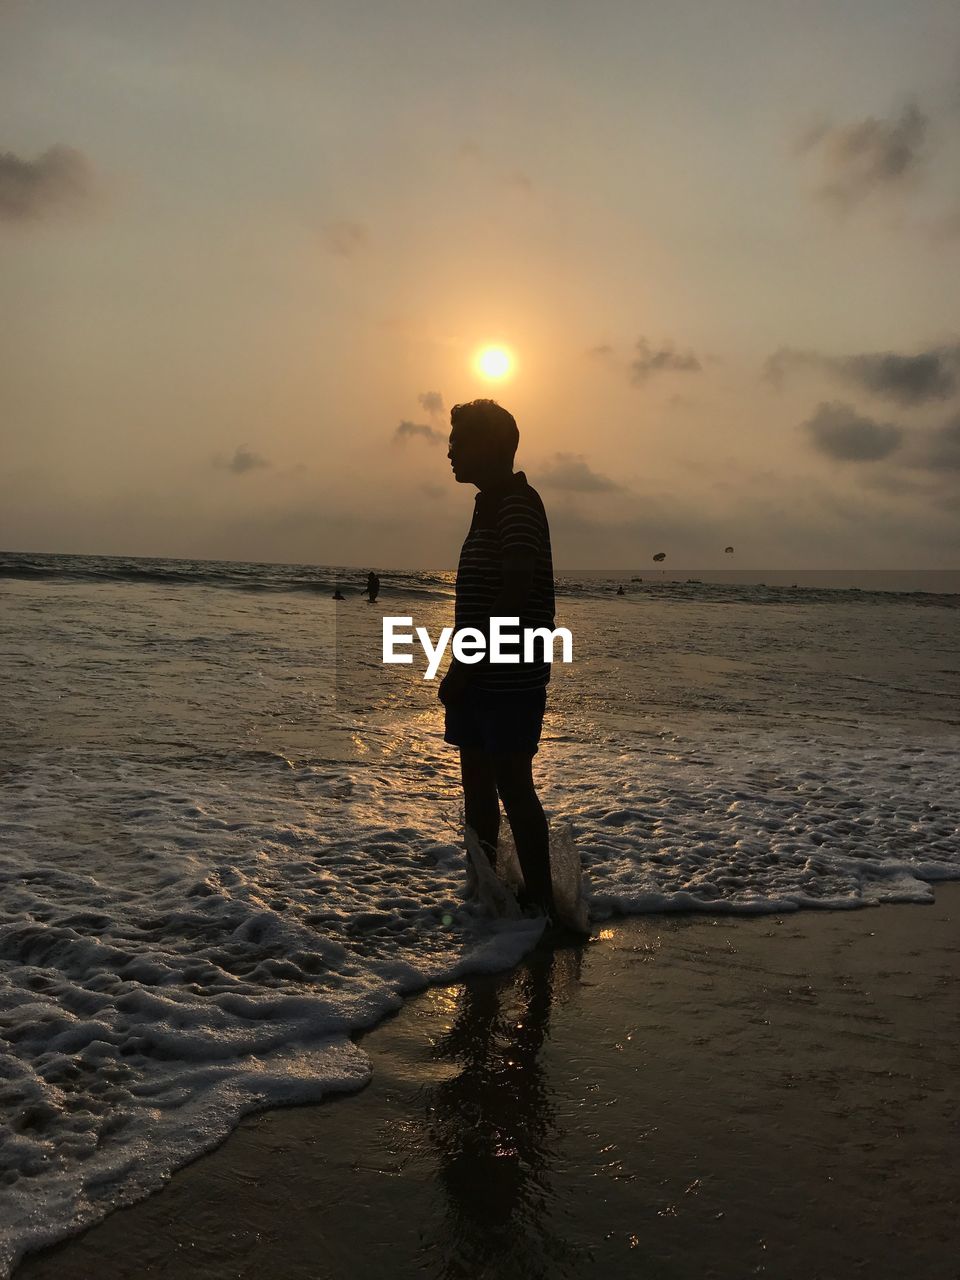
[438,660,470,707]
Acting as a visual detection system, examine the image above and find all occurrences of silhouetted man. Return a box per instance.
[438,399,557,920]
[366,571,381,603]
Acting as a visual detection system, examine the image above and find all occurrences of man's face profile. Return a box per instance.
[447,424,487,485]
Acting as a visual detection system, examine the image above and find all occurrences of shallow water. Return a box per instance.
[1,555,958,1272]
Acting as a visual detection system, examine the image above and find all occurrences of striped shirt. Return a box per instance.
[454,471,556,691]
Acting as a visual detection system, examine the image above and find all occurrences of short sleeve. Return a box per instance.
[498,494,544,557]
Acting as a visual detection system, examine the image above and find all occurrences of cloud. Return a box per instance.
[394,420,443,445]
[537,452,622,493]
[541,486,956,568]
[797,103,928,209]
[841,346,960,405]
[586,343,615,360]
[801,402,903,462]
[417,391,445,416]
[765,343,960,406]
[504,169,533,193]
[0,145,95,223]
[5,462,956,569]
[322,219,369,257]
[922,415,960,471]
[630,338,701,384]
[214,446,271,474]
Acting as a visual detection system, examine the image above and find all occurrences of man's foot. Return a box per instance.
[516,891,591,942]
[516,888,551,918]
[536,916,591,948]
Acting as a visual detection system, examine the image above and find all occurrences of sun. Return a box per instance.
[475,345,514,380]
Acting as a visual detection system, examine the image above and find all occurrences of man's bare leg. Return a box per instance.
[493,752,555,916]
[459,747,500,867]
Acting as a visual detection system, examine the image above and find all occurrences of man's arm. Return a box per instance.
[438,549,536,704]
[439,490,543,701]
[492,492,542,619]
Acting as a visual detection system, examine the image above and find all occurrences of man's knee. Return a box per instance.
[493,755,537,809]
[460,749,498,806]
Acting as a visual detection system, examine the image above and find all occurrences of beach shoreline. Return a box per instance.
[16,885,960,1280]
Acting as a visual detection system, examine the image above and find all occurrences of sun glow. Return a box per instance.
[475,345,514,379]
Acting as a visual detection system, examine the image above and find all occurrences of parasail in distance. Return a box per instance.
[652,552,666,562]
[724,546,734,554]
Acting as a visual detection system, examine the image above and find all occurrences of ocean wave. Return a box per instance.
[0,553,449,598]
[1,564,959,1271]
[2,552,957,607]
[1,725,958,1271]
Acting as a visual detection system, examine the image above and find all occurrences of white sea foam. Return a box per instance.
[0,744,554,1273]
[1,575,957,1272]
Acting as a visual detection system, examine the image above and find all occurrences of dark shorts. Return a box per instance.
[443,685,547,757]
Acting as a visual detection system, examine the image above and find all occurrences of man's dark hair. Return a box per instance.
[449,399,519,461]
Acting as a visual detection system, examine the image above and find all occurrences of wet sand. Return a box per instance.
[17,886,960,1280]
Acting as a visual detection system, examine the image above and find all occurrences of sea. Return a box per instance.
[1,550,958,1272]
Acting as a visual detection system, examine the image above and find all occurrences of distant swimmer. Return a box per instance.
[366,571,381,603]
[332,589,345,600]
[616,585,625,595]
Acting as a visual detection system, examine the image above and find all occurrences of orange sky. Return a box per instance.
[2,0,959,567]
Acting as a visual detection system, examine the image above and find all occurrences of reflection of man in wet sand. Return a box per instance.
[426,951,573,1273]
[439,400,558,922]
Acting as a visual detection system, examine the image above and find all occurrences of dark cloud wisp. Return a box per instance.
[0,145,95,223]
[537,453,621,493]
[417,391,445,416]
[802,402,903,462]
[215,447,271,475]
[798,103,928,210]
[394,420,443,445]
[924,416,960,471]
[766,343,960,407]
[843,346,960,406]
[630,338,702,384]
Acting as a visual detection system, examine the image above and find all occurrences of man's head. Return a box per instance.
[447,399,519,485]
